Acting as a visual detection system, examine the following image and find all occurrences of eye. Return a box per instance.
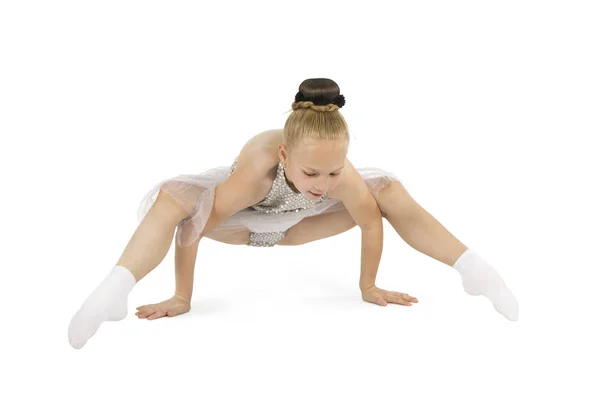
[304,171,341,177]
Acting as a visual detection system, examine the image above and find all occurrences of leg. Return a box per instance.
[116,189,193,282]
[374,181,468,267]
[134,218,251,322]
[276,208,358,246]
[203,227,251,245]
[374,180,518,321]
[135,212,353,322]
[68,189,192,349]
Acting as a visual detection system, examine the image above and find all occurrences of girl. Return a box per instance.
[68,78,519,349]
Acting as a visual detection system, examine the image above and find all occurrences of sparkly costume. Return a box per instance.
[137,155,402,248]
[228,157,327,246]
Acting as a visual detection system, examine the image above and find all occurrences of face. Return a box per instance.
[278,138,348,200]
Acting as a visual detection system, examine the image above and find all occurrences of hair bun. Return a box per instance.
[294,91,345,108]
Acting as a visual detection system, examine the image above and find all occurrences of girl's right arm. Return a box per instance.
[174,235,200,301]
[172,151,273,301]
[137,141,275,320]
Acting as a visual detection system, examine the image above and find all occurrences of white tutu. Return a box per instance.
[137,163,402,248]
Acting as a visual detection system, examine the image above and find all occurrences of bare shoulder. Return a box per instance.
[219,129,282,208]
[236,129,282,173]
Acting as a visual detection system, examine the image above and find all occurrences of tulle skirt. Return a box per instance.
[137,164,402,248]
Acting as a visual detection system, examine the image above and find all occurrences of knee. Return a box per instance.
[153,189,191,224]
[374,181,415,218]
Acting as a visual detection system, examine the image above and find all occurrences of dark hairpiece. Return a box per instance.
[294,91,345,108]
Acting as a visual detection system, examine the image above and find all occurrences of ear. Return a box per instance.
[278,144,288,163]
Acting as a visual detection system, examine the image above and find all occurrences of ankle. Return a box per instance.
[174,293,191,302]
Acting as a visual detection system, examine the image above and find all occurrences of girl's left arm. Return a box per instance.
[358,217,384,292]
[335,161,385,291]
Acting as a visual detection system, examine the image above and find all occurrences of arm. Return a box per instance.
[173,152,271,301]
[335,160,384,292]
[174,235,200,301]
[358,216,384,292]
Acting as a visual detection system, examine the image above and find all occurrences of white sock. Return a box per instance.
[452,249,519,321]
[68,265,137,349]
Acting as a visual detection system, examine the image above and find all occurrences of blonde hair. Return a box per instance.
[282,78,350,153]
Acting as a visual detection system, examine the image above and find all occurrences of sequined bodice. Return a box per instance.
[229,156,328,214]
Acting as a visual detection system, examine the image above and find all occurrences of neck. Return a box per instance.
[282,166,301,194]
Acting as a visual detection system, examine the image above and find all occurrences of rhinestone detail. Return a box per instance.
[229,156,329,247]
[229,156,328,214]
[247,230,288,247]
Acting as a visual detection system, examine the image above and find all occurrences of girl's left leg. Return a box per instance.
[276,209,357,246]
[373,181,468,267]
[373,180,519,321]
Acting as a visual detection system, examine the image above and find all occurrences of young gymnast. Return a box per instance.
[68,78,519,349]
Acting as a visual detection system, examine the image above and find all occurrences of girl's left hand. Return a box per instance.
[361,285,419,307]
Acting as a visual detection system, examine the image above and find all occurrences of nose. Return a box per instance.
[313,176,330,193]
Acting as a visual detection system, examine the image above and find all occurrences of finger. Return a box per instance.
[137,310,151,319]
[402,293,419,302]
[138,308,156,318]
[395,292,418,303]
[140,311,156,319]
[147,310,166,320]
[138,304,158,311]
[387,292,410,305]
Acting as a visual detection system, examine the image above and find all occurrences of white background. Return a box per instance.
[1,0,599,411]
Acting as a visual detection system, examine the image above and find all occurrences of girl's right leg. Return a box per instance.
[116,190,193,282]
[68,189,191,349]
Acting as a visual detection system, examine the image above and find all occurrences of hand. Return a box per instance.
[135,295,191,320]
[361,285,418,307]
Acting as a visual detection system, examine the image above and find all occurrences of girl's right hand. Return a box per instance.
[135,295,191,320]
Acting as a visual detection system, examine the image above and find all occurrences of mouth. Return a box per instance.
[309,191,323,197]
